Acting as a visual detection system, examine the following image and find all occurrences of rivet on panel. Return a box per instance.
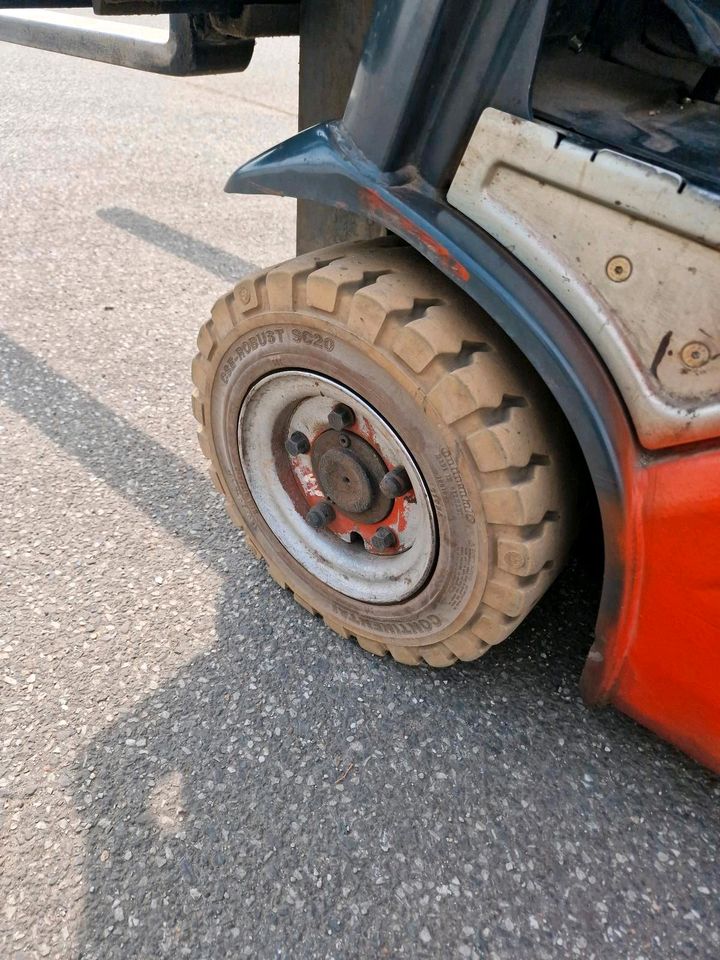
[680,341,711,369]
[606,256,632,282]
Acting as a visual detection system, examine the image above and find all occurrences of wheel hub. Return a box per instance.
[312,430,392,522]
[237,372,437,604]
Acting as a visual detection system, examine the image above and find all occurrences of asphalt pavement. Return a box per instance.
[1,25,719,960]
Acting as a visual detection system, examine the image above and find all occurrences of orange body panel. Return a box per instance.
[583,445,720,771]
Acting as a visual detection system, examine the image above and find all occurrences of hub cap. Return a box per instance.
[238,372,437,603]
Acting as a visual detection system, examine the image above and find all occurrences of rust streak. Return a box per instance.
[359,188,470,284]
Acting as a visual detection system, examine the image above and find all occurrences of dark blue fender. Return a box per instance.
[226,120,639,690]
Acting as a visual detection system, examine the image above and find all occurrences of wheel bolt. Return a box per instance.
[328,403,355,430]
[306,500,335,530]
[371,526,397,551]
[285,431,311,456]
[379,466,411,498]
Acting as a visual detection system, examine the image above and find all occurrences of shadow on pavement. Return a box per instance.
[98,207,258,283]
[1,331,718,959]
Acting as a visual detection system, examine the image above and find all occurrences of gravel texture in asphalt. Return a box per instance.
[1,26,719,960]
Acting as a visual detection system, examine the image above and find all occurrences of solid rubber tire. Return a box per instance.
[192,239,576,667]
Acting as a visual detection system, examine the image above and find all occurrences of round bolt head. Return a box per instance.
[680,341,711,369]
[306,500,335,530]
[371,526,397,551]
[285,431,311,456]
[328,403,355,431]
[379,466,411,498]
[606,255,632,282]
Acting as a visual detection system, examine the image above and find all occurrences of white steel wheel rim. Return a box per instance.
[238,371,437,603]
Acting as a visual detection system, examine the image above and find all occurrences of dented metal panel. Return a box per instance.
[447,108,720,450]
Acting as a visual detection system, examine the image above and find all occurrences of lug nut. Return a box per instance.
[379,466,411,498]
[306,500,335,530]
[285,431,311,456]
[371,526,397,551]
[328,403,355,431]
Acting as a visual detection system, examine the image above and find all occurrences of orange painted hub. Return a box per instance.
[288,423,415,554]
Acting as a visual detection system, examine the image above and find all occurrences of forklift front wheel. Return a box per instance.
[192,239,576,667]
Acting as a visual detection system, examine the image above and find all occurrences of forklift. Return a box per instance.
[2,0,719,771]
